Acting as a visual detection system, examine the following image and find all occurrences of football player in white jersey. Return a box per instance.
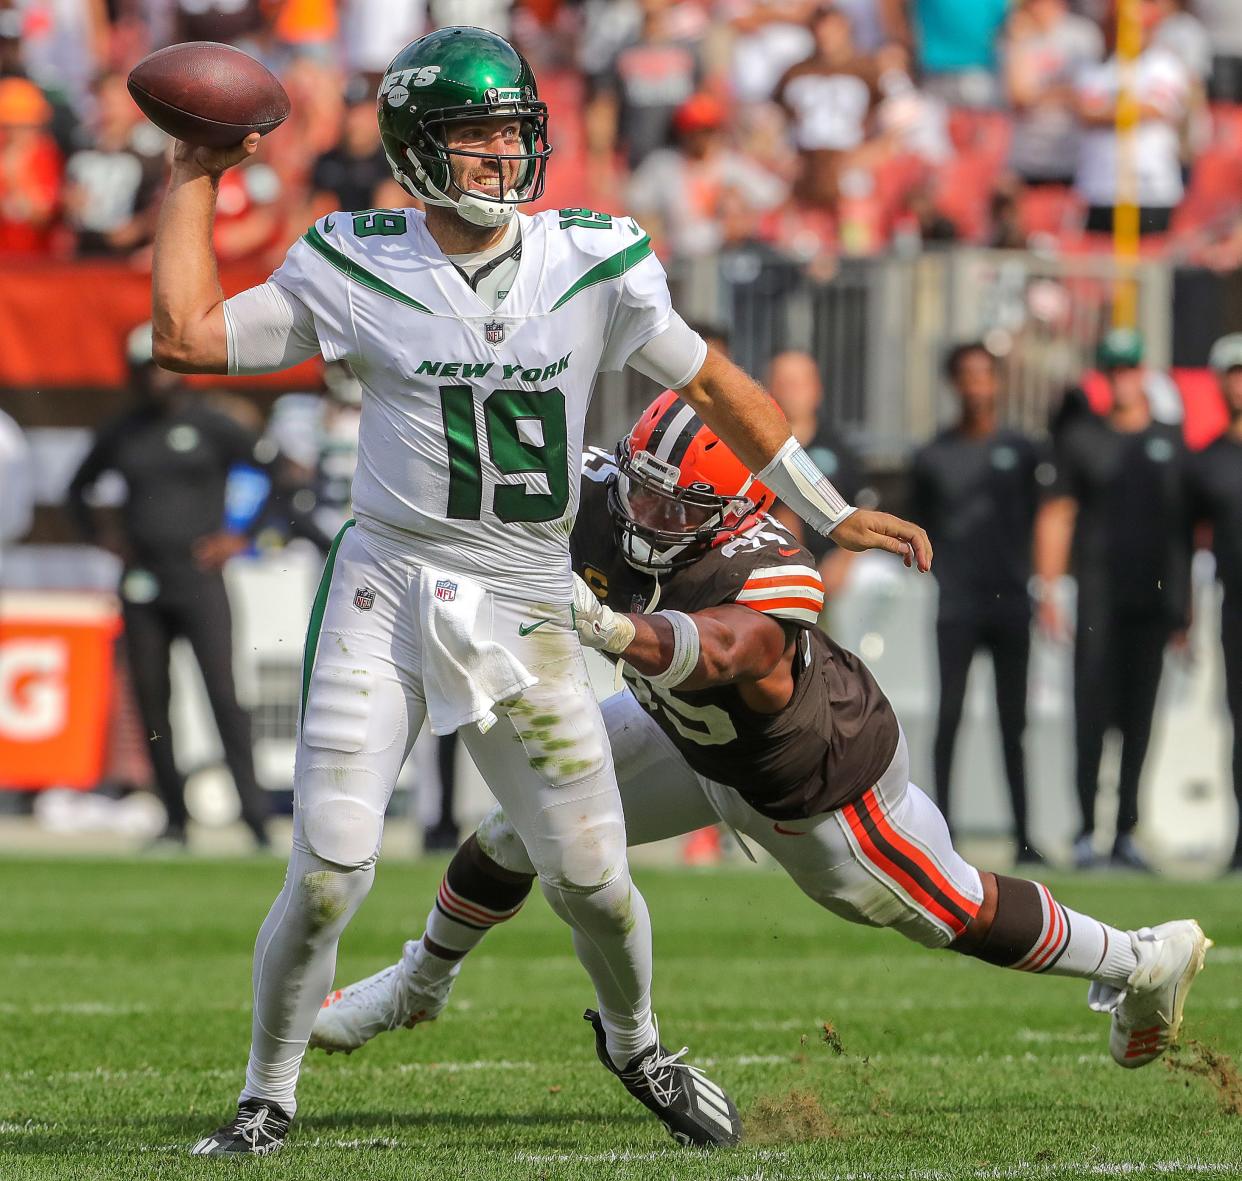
[150,26,932,1155]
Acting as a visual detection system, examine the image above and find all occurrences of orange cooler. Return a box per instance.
[0,592,121,789]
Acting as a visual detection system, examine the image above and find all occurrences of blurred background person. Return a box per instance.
[1186,334,1242,875]
[0,76,61,256]
[775,3,880,211]
[585,0,705,180]
[1002,0,1104,189]
[304,73,400,224]
[1073,0,1192,236]
[10,0,108,121]
[909,343,1052,861]
[1035,328,1191,871]
[765,349,874,600]
[65,325,272,850]
[626,90,786,258]
[881,0,1010,108]
[62,70,164,257]
[211,152,284,264]
[727,0,817,108]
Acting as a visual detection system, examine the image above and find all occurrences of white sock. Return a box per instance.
[1012,885,1138,987]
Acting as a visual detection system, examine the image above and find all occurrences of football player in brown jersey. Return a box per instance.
[313,393,1209,1079]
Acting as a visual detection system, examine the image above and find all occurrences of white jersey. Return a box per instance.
[268,207,673,601]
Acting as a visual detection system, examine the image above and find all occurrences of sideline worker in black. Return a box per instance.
[910,343,1052,862]
[1186,333,1242,875]
[67,325,288,849]
[1035,328,1190,872]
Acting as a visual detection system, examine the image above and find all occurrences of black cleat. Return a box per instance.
[190,1098,291,1156]
[584,1009,742,1148]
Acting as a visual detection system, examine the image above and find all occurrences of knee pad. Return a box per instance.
[298,766,387,868]
[538,814,628,896]
[475,807,537,877]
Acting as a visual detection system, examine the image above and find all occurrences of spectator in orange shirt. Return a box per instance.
[0,77,62,257]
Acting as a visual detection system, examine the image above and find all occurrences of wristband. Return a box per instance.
[642,610,700,689]
[756,437,856,536]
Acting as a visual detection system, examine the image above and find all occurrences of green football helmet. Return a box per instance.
[377,26,552,228]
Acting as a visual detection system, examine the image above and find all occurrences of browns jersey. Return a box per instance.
[573,448,899,820]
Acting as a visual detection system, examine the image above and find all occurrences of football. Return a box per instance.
[126,41,290,149]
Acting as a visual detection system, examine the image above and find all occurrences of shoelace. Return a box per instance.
[237,1107,272,1147]
[638,1043,692,1109]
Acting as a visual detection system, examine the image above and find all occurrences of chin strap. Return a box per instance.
[405,149,519,227]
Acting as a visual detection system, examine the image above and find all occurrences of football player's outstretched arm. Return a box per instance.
[675,346,933,572]
[150,133,260,373]
[572,575,792,699]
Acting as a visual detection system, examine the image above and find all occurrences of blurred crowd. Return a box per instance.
[3,0,1242,267]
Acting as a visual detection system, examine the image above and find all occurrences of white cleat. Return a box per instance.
[1089,920,1211,1069]
[309,960,458,1055]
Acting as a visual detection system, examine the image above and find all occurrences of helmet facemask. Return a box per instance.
[609,440,762,574]
[390,96,550,228]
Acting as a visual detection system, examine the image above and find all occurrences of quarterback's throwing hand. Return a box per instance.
[831,509,933,572]
[173,131,260,179]
[571,573,636,654]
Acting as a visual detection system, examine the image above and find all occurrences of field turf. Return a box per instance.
[1,857,1240,1180]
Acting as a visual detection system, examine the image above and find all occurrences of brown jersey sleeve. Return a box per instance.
[665,517,825,627]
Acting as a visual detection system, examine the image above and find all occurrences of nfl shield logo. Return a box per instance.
[435,579,458,602]
[354,586,375,611]
[484,320,505,344]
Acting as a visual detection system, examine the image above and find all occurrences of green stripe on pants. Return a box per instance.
[301,518,355,719]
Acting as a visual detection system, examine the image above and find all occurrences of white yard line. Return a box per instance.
[512,1160,1238,1179]
[0,1001,248,1016]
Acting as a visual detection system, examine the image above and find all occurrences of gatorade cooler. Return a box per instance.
[0,592,121,789]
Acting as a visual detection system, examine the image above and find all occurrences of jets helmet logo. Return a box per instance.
[484,321,506,344]
[353,587,376,611]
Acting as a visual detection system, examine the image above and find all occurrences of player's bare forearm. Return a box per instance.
[619,605,785,690]
[151,134,258,372]
[676,346,793,475]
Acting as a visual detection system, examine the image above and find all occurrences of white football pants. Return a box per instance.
[241,521,653,1114]
[478,688,985,950]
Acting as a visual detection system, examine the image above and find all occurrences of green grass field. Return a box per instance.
[1,857,1240,1181]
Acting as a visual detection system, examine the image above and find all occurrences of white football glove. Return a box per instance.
[571,572,636,654]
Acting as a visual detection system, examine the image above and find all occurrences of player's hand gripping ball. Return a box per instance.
[127,41,290,149]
